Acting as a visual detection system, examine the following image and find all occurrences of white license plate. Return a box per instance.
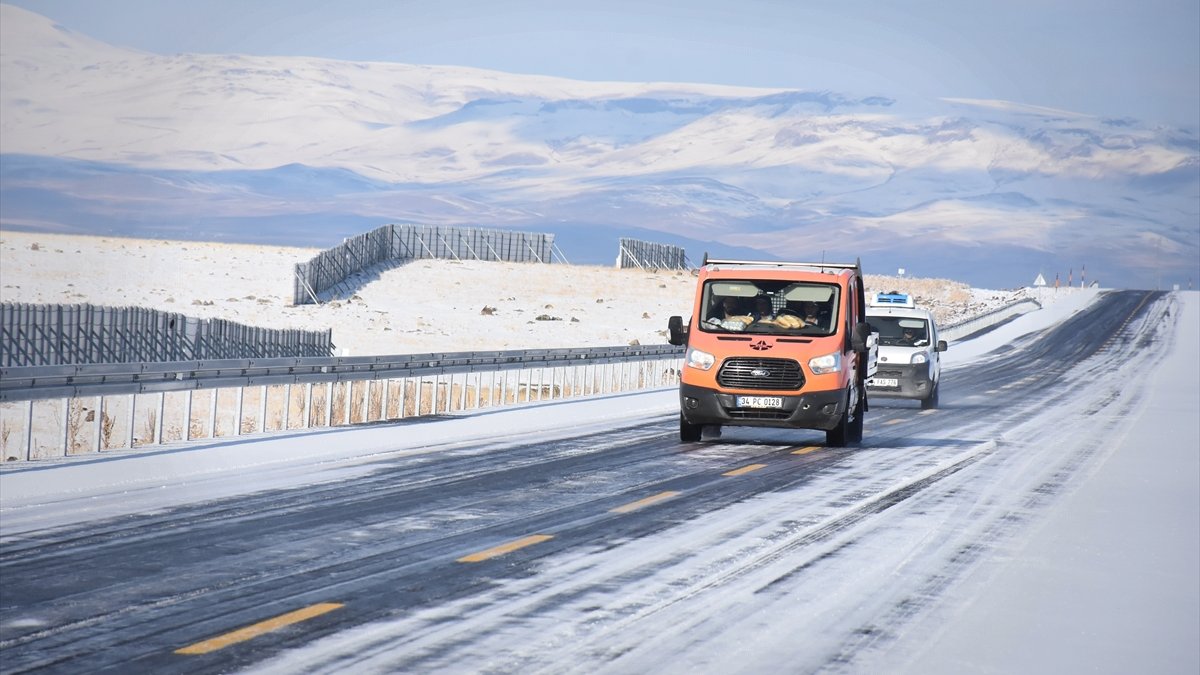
[869,378,899,388]
[736,395,784,409]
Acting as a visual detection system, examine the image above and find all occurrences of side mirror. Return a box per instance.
[667,316,688,346]
[851,321,871,352]
[936,340,948,352]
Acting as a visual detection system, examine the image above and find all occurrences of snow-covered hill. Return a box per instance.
[1,4,1196,289]
[0,230,1020,357]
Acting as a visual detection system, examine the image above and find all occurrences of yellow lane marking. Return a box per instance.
[985,389,1000,394]
[918,409,938,415]
[610,491,681,514]
[722,463,767,477]
[792,446,822,455]
[885,419,904,425]
[176,602,343,655]
[457,534,554,563]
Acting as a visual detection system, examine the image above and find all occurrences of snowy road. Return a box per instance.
[1,289,1195,674]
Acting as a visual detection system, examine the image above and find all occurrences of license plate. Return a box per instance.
[868,378,899,388]
[736,395,783,409]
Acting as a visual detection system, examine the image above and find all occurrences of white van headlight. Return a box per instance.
[809,351,842,375]
[910,353,928,365]
[686,347,716,371]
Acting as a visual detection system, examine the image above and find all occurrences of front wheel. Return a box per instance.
[680,414,703,442]
[848,391,864,443]
[826,390,863,447]
[921,384,940,410]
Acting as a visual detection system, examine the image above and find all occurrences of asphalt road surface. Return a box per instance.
[0,290,1176,673]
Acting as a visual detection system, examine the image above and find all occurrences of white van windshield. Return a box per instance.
[870,316,931,346]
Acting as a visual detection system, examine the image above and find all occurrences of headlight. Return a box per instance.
[910,353,928,365]
[686,347,716,371]
[809,351,842,375]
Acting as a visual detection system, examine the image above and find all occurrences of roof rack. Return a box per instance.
[702,254,861,273]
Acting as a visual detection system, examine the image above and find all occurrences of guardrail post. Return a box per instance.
[304,383,313,429]
[25,400,33,461]
[184,390,193,441]
[209,389,218,439]
[259,385,267,433]
[92,395,102,452]
[235,387,244,436]
[155,393,164,445]
[60,398,69,457]
[381,378,390,420]
[283,384,292,430]
[127,394,136,448]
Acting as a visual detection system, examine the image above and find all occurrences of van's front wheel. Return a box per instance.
[826,390,863,447]
[680,414,703,442]
[921,384,940,410]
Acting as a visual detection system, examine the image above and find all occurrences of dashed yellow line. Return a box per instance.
[884,418,904,425]
[792,445,822,455]
[722,463,767,476]
[611,491,681,513]
[458,534,554,563]
[176,602,343,655]
[918,409,938,415]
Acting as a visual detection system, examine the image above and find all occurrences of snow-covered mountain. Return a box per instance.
[1,3,1196,288]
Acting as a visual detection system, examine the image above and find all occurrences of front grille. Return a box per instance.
[717,357,804,390]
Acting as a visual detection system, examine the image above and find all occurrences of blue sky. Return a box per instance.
[7,0,1200,128]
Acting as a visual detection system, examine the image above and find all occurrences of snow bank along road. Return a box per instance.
[0,290,1195,674]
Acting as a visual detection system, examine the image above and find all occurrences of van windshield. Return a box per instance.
[869,316,931,346]
[700,280,839,336]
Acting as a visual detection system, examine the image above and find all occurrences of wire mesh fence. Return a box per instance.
[0,303,334,367]
[617,238,689,270]
[294,224,563,304]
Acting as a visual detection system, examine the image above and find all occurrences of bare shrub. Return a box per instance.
[311,386,328,426]
[331,383,348,425]
[100,409,115,450]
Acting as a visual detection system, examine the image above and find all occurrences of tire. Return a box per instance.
[848,392,864,443]
[921,384,939,410]
[680,414,703,442]
[826,390,863,447]
[826,393,850,447]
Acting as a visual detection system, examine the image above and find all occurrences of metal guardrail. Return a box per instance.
[939,298,1042,342]
[0,345,685,462]
[0,345,683,403]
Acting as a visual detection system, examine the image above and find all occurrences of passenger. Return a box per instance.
[751,296,776,321]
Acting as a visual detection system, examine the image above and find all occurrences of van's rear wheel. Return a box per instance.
[680,414,703,442]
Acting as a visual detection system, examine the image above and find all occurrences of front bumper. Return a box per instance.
[867,363,934,400]
[679,382,845,431]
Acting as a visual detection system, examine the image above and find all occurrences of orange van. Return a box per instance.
[667,257,877,445]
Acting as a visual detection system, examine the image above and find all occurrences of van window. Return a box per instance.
[700,280,839,335]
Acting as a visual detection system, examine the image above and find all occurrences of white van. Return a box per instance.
[865,292,946,409]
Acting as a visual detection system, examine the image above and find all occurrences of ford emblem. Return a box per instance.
[751,368,770,377]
